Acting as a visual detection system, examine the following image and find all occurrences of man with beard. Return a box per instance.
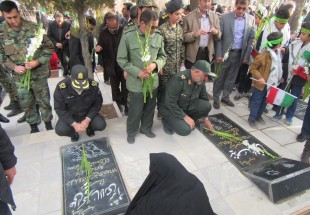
[158,60,215,136]
[96,13,128,115]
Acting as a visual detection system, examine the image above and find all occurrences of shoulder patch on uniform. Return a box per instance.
[181,74,186,80]
[59,83,66,89]
[91,81,98,87]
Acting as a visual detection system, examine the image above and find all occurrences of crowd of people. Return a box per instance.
[0,0,310,213]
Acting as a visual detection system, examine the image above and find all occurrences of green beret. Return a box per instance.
[193,60,217,77]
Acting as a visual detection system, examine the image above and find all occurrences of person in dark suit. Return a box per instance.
[47,12,71,75]
[213,0,255,109]
[96,13,128,115]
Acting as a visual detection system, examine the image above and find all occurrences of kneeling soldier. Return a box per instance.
[54,65,106,142]
[158,60,215,136]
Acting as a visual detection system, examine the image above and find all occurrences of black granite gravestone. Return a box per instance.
[197,113,280,170]
[61,137,130,215]
[198,114,310,203]
[244,158,310,203]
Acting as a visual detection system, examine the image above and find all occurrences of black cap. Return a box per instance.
[71,65,89,90]
[165,0,183,14]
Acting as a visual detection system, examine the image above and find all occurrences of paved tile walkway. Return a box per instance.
[1,74,310,215]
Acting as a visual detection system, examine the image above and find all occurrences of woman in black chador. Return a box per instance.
[126,153,215,215]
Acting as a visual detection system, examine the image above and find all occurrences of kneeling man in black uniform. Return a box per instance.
[54,64,106,142]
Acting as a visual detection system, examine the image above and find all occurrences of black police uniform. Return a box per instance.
[54,78,106,138]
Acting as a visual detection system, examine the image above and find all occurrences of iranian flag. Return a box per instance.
[266,86,297,108]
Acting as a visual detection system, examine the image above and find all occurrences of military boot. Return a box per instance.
[4,101,19,110]
[45,121,53,131]
[17,113,26,123]
[301,150,310,164]
[6,101,23,117]
[30,123,40,133]
[7,108,23,117]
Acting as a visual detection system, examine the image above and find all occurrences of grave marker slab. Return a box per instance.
[61,137,130,215]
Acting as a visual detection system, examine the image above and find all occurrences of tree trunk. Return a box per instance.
[77,7,94,79]
[289,0,307,33]
[190,0,198,11]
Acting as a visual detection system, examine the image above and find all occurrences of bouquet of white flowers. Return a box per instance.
[20,24,45,90]
[136,26,154,103]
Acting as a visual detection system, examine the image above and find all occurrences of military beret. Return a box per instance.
[165,0,183,14]
[193,60,217,77]
[137,0,158,8]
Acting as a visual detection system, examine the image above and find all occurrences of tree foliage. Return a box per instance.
[289,0,307,33]
[19,0,115,78]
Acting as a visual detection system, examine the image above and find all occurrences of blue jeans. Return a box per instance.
[249,86,267,122]
[286,84,303,120]
[0,201,12,215]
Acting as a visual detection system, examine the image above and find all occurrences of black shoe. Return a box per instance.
[30,123,39,133]
[162,120,174,135]
[140,130,156,138]
[86,127,95,137]
[256,117,266,125]
[0,113,9,123]
[297,133,308,142]
[4,101,20,110]
[7,109,23,117]
[213,102,220,109]
[301,150,310,163]
[45,121,53,130]
[17,114,26,123]
[71,132,79,142]
[248,119,256,129]
[127,136,135,144]
[221,98,235,107]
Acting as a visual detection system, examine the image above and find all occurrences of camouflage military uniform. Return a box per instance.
[0,65,19,103]
[158,22,185,99]
[0,19,54,125]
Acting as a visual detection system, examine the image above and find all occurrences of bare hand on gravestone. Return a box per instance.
[184,115,195,129]
[203,118,214,132]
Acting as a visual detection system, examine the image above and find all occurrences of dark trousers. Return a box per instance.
[185,47,211,69]
[98,55,109,82]
[213,51,242,102]
[236,63,252,94]
[127,89,158,137]
[109,70,128,108]
[162,99,211,136]
[248,86,267,122]
[0,201,11,215]
[55,114,106,137]
[56,50,69,75]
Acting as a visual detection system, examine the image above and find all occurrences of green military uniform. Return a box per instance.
[0,65,19,103]
[117,25,166,139]
[158,68,212,136]
[158,22,185,99]
[0,19,54,126]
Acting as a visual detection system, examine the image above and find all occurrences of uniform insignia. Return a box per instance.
[91,81,98,86]
[59,83,66,89]
[181,74,186,80]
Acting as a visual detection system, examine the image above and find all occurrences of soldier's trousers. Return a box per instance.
[16,76,53,124]
[55,114,106,137]
[127,89,158,137]
[162,99,211,136]
[0,68,19,102]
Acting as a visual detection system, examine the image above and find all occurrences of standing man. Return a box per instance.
[47,12,71,76]
[183,0,221,69]
[117,10,166,144]
[0,0,54,133]
[121,2,133,26]
[96,13,128,115]
[213,0,255,109]
[158,60,216,136]
[54,65,106,142]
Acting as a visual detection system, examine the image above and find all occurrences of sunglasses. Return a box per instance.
[237,7,247,11]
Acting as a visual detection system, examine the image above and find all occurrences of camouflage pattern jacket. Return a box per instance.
[0,19,53,78]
